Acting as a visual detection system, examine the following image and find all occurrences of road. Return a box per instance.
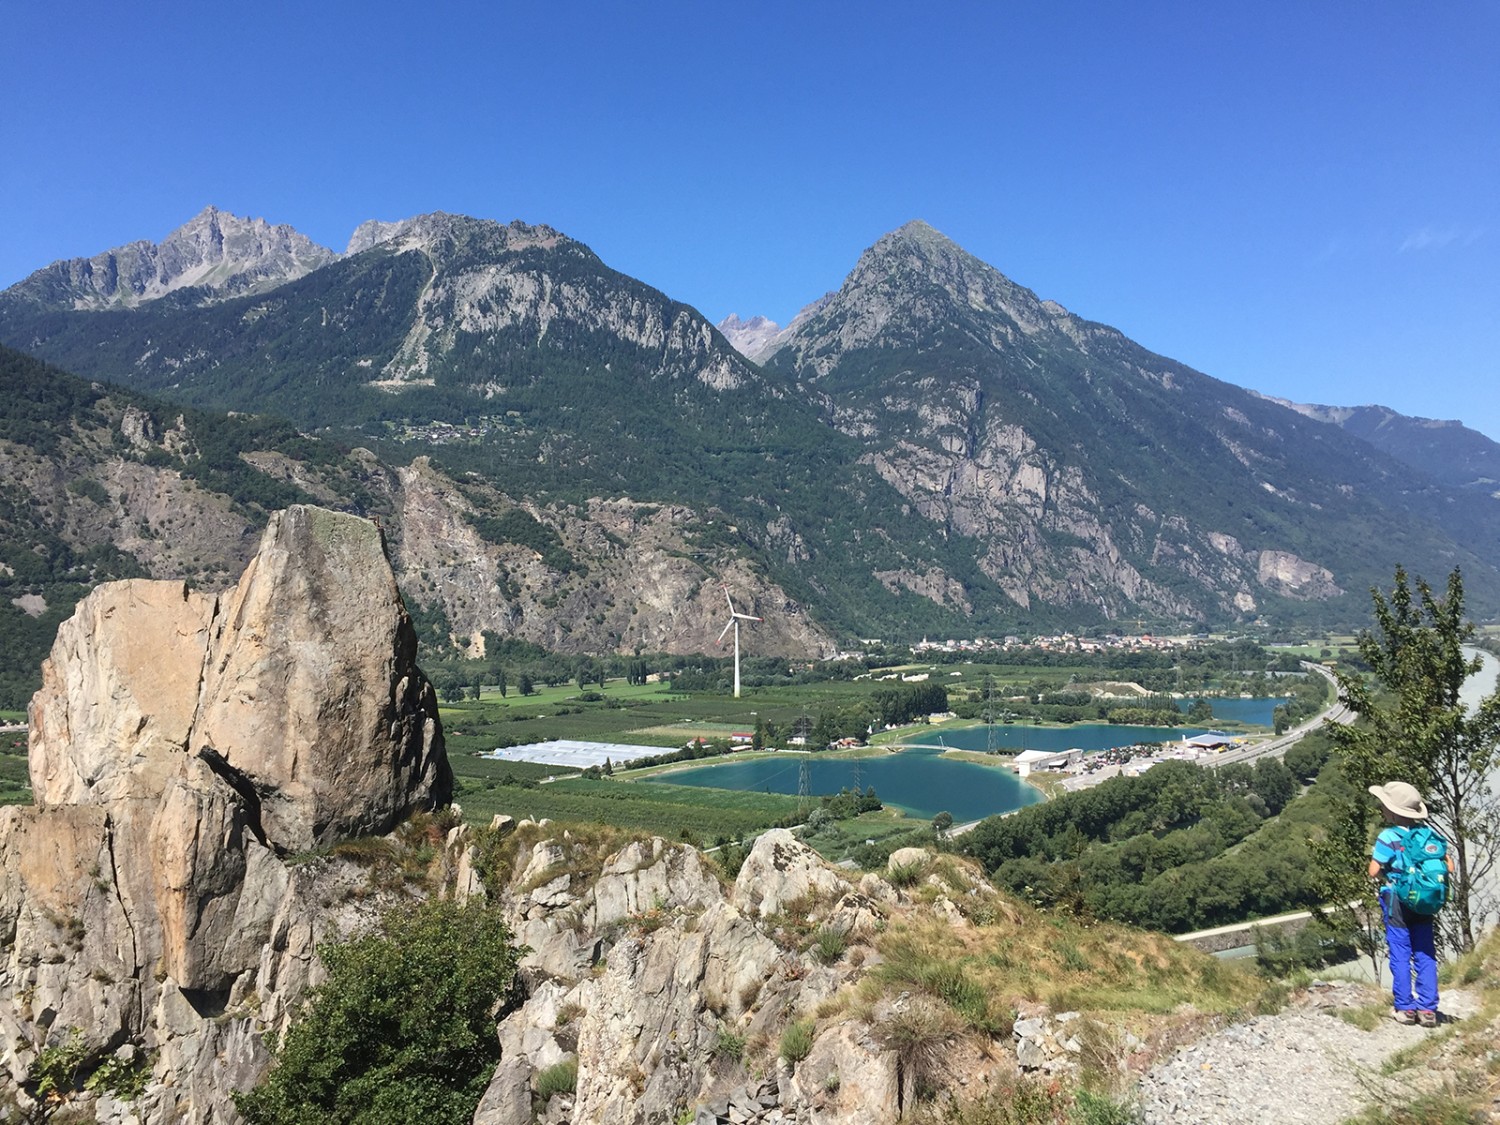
[1210,662,1352,765]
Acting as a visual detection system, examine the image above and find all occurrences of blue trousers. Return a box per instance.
[1383,893,1438,1011]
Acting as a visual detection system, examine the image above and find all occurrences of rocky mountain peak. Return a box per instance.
[716,312,782,358]
[2,207,336,310]
[344,211,572,259]
[760,221,1061,373]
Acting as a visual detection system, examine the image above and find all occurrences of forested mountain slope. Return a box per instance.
[0,345,833,706]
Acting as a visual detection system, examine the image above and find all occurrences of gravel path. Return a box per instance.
[1136,985,1481,1124]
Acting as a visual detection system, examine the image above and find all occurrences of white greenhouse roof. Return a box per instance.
[483,739,667,770]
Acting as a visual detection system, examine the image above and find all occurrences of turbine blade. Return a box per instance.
[724,588,736,613]
[717,618,734,645]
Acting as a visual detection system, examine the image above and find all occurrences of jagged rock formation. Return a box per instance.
[0,505,448,1121]
[3,207,335,310]
[472,827,910,1125]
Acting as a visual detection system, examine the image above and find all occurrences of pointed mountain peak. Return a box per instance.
[881,218,954,248]
[762,224,1074,373]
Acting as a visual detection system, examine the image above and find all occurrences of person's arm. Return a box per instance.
[1368,858,1383,881]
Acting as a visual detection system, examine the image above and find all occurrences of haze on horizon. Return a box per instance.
[2,1,1495,440]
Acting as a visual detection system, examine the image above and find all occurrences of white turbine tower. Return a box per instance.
[717,587,762,699]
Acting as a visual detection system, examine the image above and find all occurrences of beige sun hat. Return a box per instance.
[1368,781,1429,820]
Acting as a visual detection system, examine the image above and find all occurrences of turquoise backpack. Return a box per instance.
[1391,825,1449,916]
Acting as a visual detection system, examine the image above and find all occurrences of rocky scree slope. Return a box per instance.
[0,505,449,1122]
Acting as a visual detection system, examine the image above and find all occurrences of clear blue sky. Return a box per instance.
[4,1,1496,438]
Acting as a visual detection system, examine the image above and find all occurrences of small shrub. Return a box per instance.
[713,1026,747,1062]
[780,1020,814,1065]
[84,1049,152,1102]
[535,1057,578,1101]
[30,1029,90,1104]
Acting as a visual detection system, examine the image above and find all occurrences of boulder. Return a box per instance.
[190,505,450,850]
[732,830,847,919]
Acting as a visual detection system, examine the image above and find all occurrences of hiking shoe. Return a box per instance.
[1392,1009,1417,1024]
[1417,1010,1438,1028]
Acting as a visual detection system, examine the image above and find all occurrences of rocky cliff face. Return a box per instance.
[387,459,834,657]
[3,207,336,310]
[0,505,449,1121]
[340,213,755,394]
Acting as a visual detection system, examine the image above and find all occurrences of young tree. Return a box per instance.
[1326,567,1500,951]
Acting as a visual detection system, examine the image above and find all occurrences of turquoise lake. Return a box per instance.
[661,698,1287,822]
[663,746,1046,822]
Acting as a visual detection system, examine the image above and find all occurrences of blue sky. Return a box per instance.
[4,1,1496,438]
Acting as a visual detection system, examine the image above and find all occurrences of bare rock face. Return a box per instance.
[192,505,449,849]
[0,505,449,1122]
[477,827,903,1125]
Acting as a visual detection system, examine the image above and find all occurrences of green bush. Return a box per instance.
[235,898,524,1125]
[713,1026,747,1062]
[888,861,923,888]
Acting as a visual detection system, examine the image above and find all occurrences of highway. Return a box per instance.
[1210,662,1353,765]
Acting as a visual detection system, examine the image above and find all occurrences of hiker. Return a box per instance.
[1367,781,1454,1027]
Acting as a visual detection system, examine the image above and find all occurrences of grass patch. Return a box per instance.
[875,911,1259,1023]
[534,1057,577,1101]
[780,1020,814,1064]
[812,926,848,965]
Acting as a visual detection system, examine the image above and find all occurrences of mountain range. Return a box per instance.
[1,207,1496,690]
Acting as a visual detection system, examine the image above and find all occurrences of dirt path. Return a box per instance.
[1136,982,1483,1123]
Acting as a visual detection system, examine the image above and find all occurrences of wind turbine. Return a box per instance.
[717,587,762,699]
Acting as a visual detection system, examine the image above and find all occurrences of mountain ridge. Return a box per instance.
[2,211,1497,638]
[3,206,336,310]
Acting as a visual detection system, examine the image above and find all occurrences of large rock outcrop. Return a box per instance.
[0,505,449,1122]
